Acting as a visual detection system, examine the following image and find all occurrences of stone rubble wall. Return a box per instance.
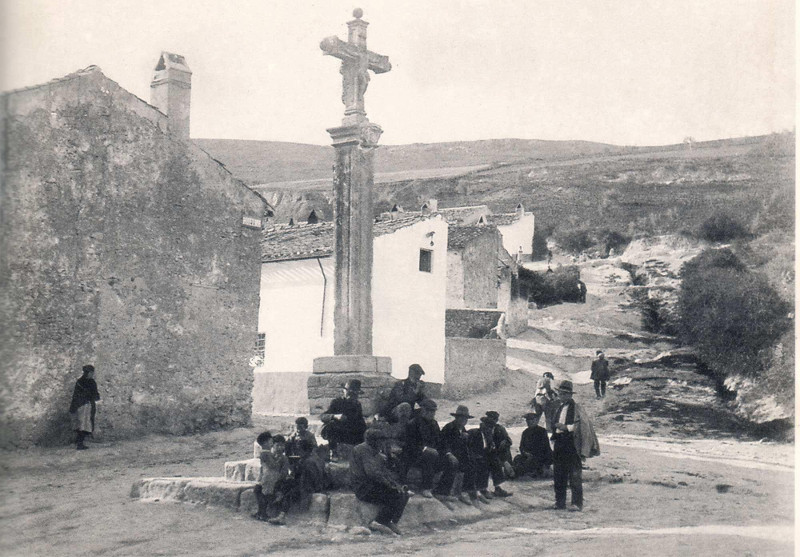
[443,337,506,398]
[0,68,266,447]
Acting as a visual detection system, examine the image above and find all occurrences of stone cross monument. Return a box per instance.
[308,9,394,416]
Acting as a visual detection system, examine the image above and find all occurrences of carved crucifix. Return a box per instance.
[320,8,391,121]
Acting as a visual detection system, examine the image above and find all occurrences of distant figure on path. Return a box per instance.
[590,351,610,399]
[350,425,409,536]
[320,380,367,458]
[382,363,428,417]
[551,380,583,511]
[68,364,100,450]
[513,412,553,478]
[531,371,557,432]
[577,280,587,303]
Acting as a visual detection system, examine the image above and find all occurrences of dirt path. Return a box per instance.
[0,256,793,556]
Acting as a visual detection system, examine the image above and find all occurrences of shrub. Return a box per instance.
[598,228,631,256]
[531,221,552,261]
[696,212,750,243]
[519,265,582,307]
[678,249,791,383]
[554,228,593,254]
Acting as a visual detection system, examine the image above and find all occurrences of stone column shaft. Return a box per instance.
[328,123,380,355]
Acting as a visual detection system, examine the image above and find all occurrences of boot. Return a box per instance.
[494,485,513,497]
[268,511,286,525]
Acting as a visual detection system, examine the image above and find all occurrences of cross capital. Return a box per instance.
[320,9,391,124]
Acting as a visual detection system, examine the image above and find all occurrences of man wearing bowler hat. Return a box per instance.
[440,405,487,505]
[552,379,583,511]
[469,411,513,499]
[382,363,429,417]
[320,379,367,458]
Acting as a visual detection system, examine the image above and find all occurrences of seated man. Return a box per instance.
[440,405,484,505]
[287,416,317,457]
[320,380,367,458]
[382,364,428,418]
[468,412,513,499]
[350,425,410,536]
[400,398,454,499]
[513,412,553,478]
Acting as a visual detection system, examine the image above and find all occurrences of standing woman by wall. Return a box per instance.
[69,364,100,450]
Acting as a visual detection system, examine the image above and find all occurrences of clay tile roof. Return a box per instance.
[262,213,436,263]
[488,213,520,226]
[1,65,103,97]
[438,205,489,224]
[447,225,497,250]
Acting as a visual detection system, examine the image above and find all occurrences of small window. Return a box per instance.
[419,249,433,272]
[255,333,266,359]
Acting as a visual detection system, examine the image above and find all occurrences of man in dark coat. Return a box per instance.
[401,398,454,499]
[552,379,583,511]
[382,363,428,417]
[440,405,484,505]
[320,379,367,457]
[590,351,611,399]
[513,412,553,478]
[69,364,100,450]
[469,412,513,499]
[350,425,409,536]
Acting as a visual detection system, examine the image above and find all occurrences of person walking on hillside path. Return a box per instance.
[590,351,610,399]
[69,364,100,450]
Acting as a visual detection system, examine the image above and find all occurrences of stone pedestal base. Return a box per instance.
[308,355,394,415]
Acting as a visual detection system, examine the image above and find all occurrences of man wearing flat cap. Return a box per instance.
[350,424,409,536]
[552,379,583,511]
[320,379,367,458]
[382,363,428,418]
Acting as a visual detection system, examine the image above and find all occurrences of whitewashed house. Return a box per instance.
[254,213,448,414]
[489,204,535,262]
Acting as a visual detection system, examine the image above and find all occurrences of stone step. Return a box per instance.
[131,476,550,531]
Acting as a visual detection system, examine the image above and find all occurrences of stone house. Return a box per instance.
[254,213,448,414]
[0,54,270,447]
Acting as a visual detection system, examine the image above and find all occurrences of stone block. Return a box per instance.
[307,493,330,525]
[312,356,392,374]
[326,492,379,527]
[326,461,351,489]
[239,487,258,515]
[397,496,454,528]
[181,478,254,510]
[135,477,189,502]
[225,458,261,481]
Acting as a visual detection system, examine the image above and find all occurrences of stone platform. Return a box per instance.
[307,355,395,415]
[131,450,551,532]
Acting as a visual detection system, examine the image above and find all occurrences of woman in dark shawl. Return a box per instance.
[69,364,100,450]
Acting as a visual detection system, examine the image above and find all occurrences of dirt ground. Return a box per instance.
[0,259,794,556]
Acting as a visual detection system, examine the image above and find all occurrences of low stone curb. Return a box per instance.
[132,476,550,531]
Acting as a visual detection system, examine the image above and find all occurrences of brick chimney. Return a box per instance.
[150,52,192,140]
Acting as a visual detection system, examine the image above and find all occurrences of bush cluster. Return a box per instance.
[519,265,583,307]
[552,226,631,256]
[677,248,791,385]
[695,212,750,243]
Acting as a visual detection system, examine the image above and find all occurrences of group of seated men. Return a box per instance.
[252,363,558,535]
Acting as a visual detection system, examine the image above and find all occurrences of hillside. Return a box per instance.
[194,137,625,186]
[199,134,794,240]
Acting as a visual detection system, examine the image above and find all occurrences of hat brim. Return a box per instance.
[450,412,474,418]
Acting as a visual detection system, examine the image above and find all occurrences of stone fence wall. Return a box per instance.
[445,309,503,338]
[443,337,506,398]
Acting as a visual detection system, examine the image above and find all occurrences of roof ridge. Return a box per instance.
[1,65,104,97]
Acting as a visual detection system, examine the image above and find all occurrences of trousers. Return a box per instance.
[355,481,409,525]
[553,451,582,508]
[594,380,607,397]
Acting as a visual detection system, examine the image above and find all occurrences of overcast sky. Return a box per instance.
[1,1,794,146]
